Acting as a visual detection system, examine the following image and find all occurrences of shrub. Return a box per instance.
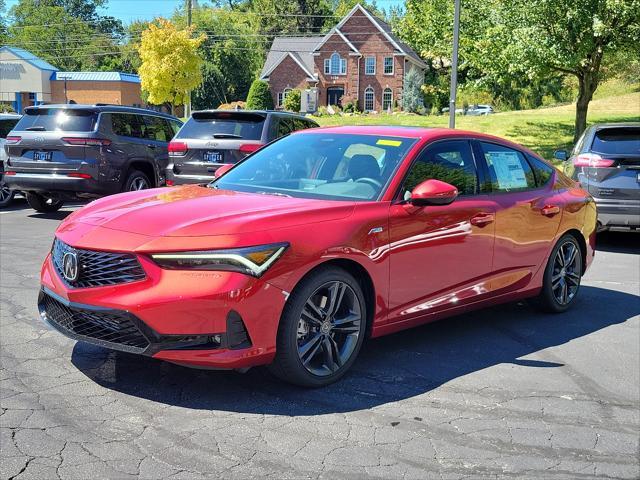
[282,89,301,112]
[246,79,274,110]
[403,68,424,113]
[343,100,359,113]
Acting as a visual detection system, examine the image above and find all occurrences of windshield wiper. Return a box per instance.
[256,191,292,198]
[25,126,46,131]
[212,133,242,139]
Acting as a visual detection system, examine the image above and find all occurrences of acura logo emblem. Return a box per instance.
[62,252,79,282]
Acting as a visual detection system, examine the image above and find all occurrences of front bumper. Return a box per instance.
[40,252,287,369]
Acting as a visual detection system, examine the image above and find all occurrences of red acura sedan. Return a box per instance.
[39,126,597,387]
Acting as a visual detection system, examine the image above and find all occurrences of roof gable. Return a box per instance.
[260,37,320,80]
[0,46,58,71]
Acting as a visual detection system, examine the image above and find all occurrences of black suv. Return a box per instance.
[166,110,318,185]
[4,104,182,212]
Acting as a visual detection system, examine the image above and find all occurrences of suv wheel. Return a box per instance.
[123,170,151,192]
[269,266,367,387]
[26,192,64,213]
[0,181,15,208]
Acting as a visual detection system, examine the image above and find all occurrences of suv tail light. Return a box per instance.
[5,136,21,144]
[239,143,264,154]
[168,141,188,155]
[573,153,616,168]
[62,137,111,146]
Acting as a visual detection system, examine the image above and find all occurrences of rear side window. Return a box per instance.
[480,142,536,192]
[176,111,265,140]
[14,108,97,132]
[0,118,19,138]
[276,118,294,137]
[527,155,555,186]
[591,128,640,155]
[111,113,146,138]
[144,115,174,142]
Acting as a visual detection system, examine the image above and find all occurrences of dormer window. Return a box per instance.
[324,53,347,75]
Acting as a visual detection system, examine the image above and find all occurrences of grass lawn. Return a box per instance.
[310,92,640,162]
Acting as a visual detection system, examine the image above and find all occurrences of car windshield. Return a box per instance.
[14,108,97,132]
[176,111,265,140]
[212,133,417,201]
[591,127,640,155]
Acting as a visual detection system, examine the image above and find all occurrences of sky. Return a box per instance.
[5,0,404,24]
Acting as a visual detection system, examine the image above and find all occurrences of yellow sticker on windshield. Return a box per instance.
[376,139,402,147]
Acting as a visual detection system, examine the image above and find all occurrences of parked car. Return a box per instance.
[166,110,318,185]
[3,104,182,212]
[555,123,640,231]
[38,126,596,387]
[466,104,494,116]
[0,113,22,208]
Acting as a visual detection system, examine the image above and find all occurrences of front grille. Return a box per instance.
[52,238,146,288]
[40,292,150,352]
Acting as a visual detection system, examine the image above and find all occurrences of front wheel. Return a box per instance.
[269,266,367,387]
[0,181,15,208]
[531,234,583,313]
[26,192,64,213]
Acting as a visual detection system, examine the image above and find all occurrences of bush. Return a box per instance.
[343,100,359,113]
[246,79,274,110]
[282,89,301,112]
[403,67,424,113]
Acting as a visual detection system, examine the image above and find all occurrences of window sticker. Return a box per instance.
[487,151,528,189]
[376,139,402,147]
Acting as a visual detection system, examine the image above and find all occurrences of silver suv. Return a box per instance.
[556,123,640,231]
[166,110,318,185]
[3,105,182,212]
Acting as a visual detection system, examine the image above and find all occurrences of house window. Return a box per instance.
[278,88,292,107]
[325,53,346,75]
[382,88,393,111]
[364,87,375,112]
[383,57,394,75]
[365,57,375,75]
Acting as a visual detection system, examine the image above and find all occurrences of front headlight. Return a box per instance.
[150,243,289,277]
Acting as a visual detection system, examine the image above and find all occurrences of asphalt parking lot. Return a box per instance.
[1,198,639,480]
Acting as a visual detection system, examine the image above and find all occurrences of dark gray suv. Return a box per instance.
[3,104,182,212]
[556,123,640,231]
[166,110,318,185]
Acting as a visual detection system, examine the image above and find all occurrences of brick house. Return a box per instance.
[259,4,426,112]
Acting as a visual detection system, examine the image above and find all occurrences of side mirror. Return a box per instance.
[410,179,458,207]
[214,164,233,178]
[553,150,568,162]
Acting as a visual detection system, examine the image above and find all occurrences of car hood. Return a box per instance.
[63,185,355,237]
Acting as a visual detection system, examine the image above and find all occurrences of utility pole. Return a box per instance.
[184,0,193,119]
[449,0,461,129]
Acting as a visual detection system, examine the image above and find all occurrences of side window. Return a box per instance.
[111,113,145,138]
[276,118,294,138]
[527,154,554,187]
[402,140,477,199]
[480,142,536,192]
[143,115,169,142]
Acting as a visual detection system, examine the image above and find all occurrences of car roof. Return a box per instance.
[190,109,314,120]
[24,104,180,120]
[590,122,640,130]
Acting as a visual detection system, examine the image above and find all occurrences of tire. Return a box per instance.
[123,170,151,192]
[26,192,64,213]
[0,180,15,208]
[269,266,368,387]
[530,234,583,313]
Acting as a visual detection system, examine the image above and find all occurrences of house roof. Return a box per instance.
[0,46,59,71]
[51,71,141,83]
[260,37,322,80]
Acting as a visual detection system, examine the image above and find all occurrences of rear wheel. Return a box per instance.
[26,192,64,213]
[531,234,583,313]
[123,170,151,192]
[269,266,367,387]
[0,181,15,208]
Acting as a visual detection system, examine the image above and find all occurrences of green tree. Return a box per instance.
[246,79,274,110]
[138,19,206,114]
[283,89,302,112]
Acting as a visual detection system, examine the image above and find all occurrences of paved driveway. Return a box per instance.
[1,199,639,479]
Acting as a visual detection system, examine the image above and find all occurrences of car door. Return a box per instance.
[387,140,496,323]
[474,140,563,292]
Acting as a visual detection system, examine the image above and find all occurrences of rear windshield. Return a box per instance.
[592,127,640,155]
[0,118,20,138]
[176,111,265,140]
[14,108,97,132]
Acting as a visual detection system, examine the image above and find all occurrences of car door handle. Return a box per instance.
[470,212,494,227]
[541,205,560,217]
[146,143,157,149]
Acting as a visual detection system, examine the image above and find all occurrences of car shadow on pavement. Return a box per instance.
[596,230,640,254]
[71,284,639,415]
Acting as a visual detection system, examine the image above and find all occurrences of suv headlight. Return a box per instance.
[150,243,289,277]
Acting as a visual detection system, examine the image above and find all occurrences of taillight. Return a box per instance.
[239,143,264,154]
[5,136,21,144]
[168,141,188,155]
[67,173,92,179]
[4,171,16,175]
[573,153,616,168]
[166,179,175,186]
[62,137,111,146]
